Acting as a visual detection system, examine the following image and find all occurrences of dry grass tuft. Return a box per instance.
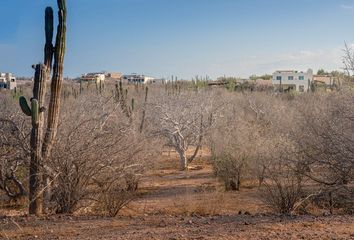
[172,187,225,216]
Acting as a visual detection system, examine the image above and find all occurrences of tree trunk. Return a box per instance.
[176,148,188,171]
[187,115,203,165]
[187,144,201,165]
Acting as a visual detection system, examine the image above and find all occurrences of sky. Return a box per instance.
[1,0,354,79]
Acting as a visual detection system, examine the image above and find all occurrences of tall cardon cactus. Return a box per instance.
[19,0,67,216]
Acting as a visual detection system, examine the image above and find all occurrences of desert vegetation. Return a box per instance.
[1,0,354,239]
[2,81,353,216]
[1,81,354,238]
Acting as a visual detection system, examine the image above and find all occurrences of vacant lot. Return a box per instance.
[1,155,353,240]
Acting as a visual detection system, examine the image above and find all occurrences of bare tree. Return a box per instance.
[343,42,354,77]
[150,90,215,170]
[211,92,283,190]
[286,92,354,214]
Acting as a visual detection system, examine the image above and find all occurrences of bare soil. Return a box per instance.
[1,154,353,240]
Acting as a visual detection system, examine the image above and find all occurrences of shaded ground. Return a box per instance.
[1,153,354,239]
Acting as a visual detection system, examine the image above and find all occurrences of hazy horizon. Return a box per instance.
[1,0,354,79]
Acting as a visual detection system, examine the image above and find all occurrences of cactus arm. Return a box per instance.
[44,7,54,72]
[19,96,32,116]
[31,99,39,127]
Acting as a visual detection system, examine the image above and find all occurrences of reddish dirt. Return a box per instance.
[1,154,354,239]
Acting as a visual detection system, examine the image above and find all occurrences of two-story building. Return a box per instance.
[272,69,313,92]
[0,72,17,90]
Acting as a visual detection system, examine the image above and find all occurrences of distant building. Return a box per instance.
[272,69,313,92]
[123,74,155,84]
[81,72,105,83]
[0,72,17,90]
[106,72,122,79]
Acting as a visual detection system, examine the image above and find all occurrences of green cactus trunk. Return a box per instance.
[28,64,47,216]
[41,0,67,214]
[18,0,67,216]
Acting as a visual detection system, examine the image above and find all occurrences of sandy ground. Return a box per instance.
[1,155,354,240]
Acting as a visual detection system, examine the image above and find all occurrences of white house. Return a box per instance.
[272,69,313,92]
[0,72,17,90]
[123,74,155,84]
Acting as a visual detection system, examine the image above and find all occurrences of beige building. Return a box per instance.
[81,72,105,83]
[106,72,122,79]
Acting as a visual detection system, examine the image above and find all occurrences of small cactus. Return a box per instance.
[79,80,83,94]
[131,98,135,112]
[139,86,149,133]
[116,81,133,119]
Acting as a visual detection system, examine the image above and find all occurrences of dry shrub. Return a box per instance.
[311,186,354,214]
[259,173,304,214]
[95,177,138,217]
[213,154,244,191]
[0,93,29,202]
[47,92,156,214]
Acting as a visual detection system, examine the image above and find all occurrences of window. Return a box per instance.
[276,76,282,81]
[299,85,304,92]
[299,76,304,80]
[288,76,294,80]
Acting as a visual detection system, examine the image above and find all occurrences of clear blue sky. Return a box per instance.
[1,0,354,79]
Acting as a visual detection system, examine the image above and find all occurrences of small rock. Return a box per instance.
[323,211,331,217]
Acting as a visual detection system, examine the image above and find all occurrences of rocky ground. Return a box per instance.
[1,213,353,239]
